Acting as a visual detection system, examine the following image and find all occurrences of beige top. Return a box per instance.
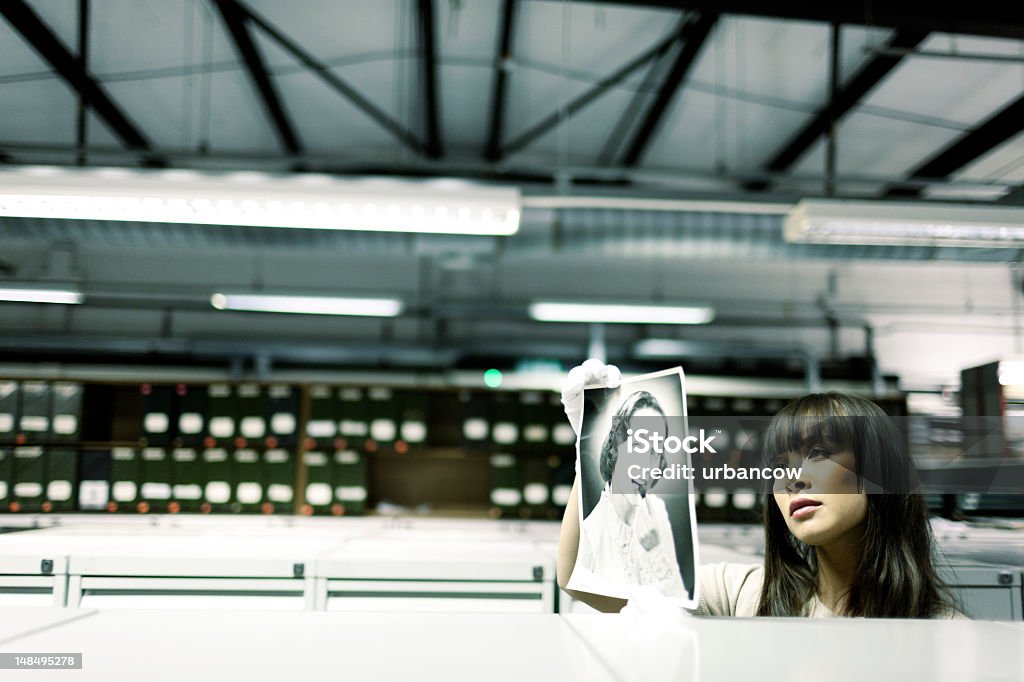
[690,562,967,619]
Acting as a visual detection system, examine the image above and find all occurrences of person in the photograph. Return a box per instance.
[572,389,689,600]
[558,360,965,618]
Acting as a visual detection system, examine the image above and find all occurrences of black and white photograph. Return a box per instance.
[0,1,1022,679]
[568,367,699,607]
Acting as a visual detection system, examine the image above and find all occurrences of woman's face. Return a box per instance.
[607,405,665,500]
[772,445,867,547]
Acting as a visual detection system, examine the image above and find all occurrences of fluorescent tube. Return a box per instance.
[0,167,521,236]
[0,286,82,304]
[785,199,1024,247]
[210,293,402,317]
[529,302,714,324]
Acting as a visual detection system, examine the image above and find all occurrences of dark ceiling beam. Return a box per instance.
[417,0,444,158]
[484,0,518,161]
[0,0,157,159]
[619,12,717,167]
[498,25,683,160]
[570,1,1024,40]
[241,4,430,157]
[752,29,928,185]
[886,93,1024,197]
[212,0,302,155]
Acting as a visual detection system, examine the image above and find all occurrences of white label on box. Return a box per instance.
[236,482,262,504]
[340,420,367,436]
[14,482,42,498]
[141,482,171,500]
[523,424,548,443]
[240,416,265,439]
[47,480,72,502]
[53,414,78,435]
[339,388,362,401]
[238,384,260,398]
[0,414,12,433]
[234,449,258,463]
[492,422,518,445]
[112,481,137,502]
[179,413,203,434]
[267,484,293,503]
[552,423,576,446]
[370,419,396,441]
[265,449,289,464]
[54,383,80,398]
[335,450,360,465]
[20,416,48,432]
[311,385,331,399]
[112,448,135,461]
[143,413,169,434]
[142,448,165,461]
[209,417,234,438]
[78,480,109,509]
[401,421,427,443]
[305,483,331,506]
[368,387,392,401]
[269,385,291,399]
[304,451,327,467]
[490,488,521,506]
[552,484,572,506]
[336,486,367,502]
[490,453,515,468]
[271,413,296,435]
[173,484,202,500]
[307,419,336,438]
[15,447,42,458]
[204,481,231,503]
[0,382,14,400]
[203,448,228,463]
[463,418,488,441]
[523,483,549,505]
[0,481,6,499]
[209,384,231,398]
[173,448,196,462]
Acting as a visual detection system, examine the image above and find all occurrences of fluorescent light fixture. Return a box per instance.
[0,167,521,236]
[785,199,1024,247]
[529,302,714,324]
[0,286,82,304]
[211,293,402,317]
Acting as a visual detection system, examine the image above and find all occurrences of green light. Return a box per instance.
[483,369,503,388]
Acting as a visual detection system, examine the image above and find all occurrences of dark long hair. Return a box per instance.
[756,392,960,618]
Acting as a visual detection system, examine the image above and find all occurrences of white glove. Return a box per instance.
[560,358,621,436]
[621,586,691,620]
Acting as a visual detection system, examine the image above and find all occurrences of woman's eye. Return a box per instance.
[807,447,831,460]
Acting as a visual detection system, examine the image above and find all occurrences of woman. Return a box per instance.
[557,360,964,618]
[570,389,688,601]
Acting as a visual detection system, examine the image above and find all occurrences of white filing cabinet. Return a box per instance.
[65,536,337,611]
[942,560,1023,620]
[0,552,68,607]
[316,538,556,613]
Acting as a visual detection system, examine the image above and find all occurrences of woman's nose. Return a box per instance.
[789,479,810,493]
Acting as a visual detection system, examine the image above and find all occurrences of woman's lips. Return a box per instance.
[789,498,822,519]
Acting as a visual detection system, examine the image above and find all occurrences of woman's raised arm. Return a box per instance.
[556,475,627,613]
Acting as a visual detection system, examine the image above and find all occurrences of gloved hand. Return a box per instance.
[560,358,621,436]
[621,585,692,620]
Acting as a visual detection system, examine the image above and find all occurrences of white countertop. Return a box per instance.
[0,608,94,645]
[1,610,615,682]
[563,613,1024,682]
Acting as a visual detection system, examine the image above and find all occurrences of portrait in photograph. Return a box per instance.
[567,367,699,607]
